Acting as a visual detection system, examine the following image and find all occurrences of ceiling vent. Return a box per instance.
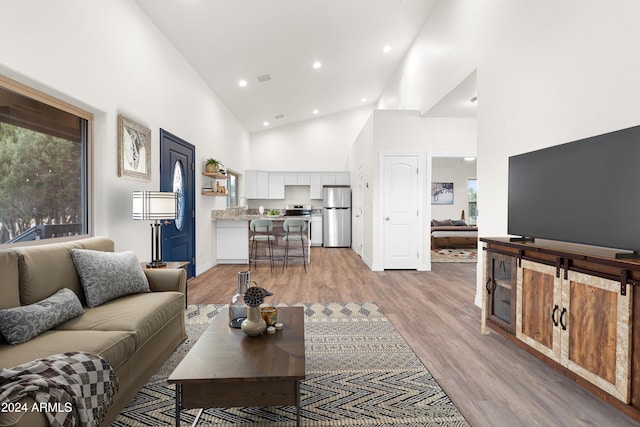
[257,74,271,83]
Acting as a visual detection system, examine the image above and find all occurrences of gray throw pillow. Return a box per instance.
[71,249,150,308]
[0,288,84,345]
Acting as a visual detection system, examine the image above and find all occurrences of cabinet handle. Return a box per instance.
[551,305,559,327]
[560,307,567,331]
[485,278,492,294]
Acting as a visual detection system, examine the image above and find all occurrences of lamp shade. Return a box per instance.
[132,191,178,221]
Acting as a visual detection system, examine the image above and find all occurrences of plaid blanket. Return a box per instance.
[0,352,118,427]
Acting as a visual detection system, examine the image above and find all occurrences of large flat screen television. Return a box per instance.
[508,124,640,255]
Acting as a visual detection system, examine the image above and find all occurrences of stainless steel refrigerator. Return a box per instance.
[323,186,351,247]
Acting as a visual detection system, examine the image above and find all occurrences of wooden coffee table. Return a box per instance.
[168,307,305,426]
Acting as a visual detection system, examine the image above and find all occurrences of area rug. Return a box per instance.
[431,248,477,263]
[113,303,469,426]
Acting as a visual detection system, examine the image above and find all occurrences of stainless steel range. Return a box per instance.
[284,204,312,217]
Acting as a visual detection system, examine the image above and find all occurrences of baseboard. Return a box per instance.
[196,260,216,276]
[361,254,375,270]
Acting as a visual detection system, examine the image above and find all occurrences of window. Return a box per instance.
[226,170,239,206]
[467,178,477,225]
[0,76,92,245]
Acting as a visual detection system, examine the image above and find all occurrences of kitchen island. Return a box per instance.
[212,209,312,265]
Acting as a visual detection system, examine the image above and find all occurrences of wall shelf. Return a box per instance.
[202,171,228,196]
[202,172,228,179]
[201,191,228,197]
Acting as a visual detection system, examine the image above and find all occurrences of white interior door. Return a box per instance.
[352,165,364,257]
[383,155,418,269]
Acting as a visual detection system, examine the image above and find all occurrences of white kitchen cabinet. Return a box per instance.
[297,172,310,185]
[322,173,336,186]
[284,172,298,185]
[310,215,323,246]
[245,170,258,199]
[246,169,349,199]
[310,172,323,199]
[268,172,285,199]
[257,171,269,199]
[216,220,249,264]
[335,172,350,185]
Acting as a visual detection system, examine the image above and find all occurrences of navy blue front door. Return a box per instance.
[160,129,195,278]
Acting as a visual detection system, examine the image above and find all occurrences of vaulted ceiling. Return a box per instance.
[134,0,440,132]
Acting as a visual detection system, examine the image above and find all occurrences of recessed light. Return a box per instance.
[238,79,247,87]
[360,98,367,103]
[464,157,476,162]
[313,109,319,115]
[383,45,392,53]
[263,121,270,127]
[313,61,322,69]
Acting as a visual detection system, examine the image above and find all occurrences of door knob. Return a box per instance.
[385,217,390,221]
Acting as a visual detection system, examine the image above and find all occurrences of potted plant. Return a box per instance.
[205,158,220,173]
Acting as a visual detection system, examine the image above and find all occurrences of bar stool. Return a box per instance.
[249,219,275,272]
[282,218,307,274]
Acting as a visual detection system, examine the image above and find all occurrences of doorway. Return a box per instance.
[160,129,195,278]
[429,155,477,264]
[352,164,364,257]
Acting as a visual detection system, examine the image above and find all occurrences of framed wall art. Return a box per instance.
[118,114,151,181]
[431,182,454,205]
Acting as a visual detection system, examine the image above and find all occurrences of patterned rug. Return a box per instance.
[431,248,477,263]
[113,303,469,426]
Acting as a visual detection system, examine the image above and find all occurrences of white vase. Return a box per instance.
[241,306,266,336]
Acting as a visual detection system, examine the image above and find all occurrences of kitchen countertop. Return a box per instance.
[212,209,320,221]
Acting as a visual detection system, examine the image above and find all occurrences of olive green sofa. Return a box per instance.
[0,237,187,426]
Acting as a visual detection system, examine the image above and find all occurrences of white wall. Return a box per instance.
[378,0,481,114]
[249,106,373,171]
[0,0,250,274]
[423,117,477,152]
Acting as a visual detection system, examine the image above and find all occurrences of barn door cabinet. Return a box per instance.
[482,250,517,334]
[517,260,631,403]
[481,238,640,421]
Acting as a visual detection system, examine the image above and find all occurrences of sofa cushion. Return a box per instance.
[13,241,85,306]
[0,250,20,346]
[56,291,184,351]
[0,288,84,345]
[0,250,20,310]
[11,238,114,308]
[71,249,150,308]
[0,330,135,372]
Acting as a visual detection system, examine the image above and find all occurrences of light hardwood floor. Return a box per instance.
[187,247,639,427]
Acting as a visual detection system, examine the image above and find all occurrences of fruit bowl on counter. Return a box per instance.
[266,210,282,218]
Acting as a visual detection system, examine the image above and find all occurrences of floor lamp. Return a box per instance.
[132,191,178,268]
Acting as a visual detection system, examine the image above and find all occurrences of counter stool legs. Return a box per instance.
[282,219,307,274]
[249,237,274,272]
[249,219,275,273]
